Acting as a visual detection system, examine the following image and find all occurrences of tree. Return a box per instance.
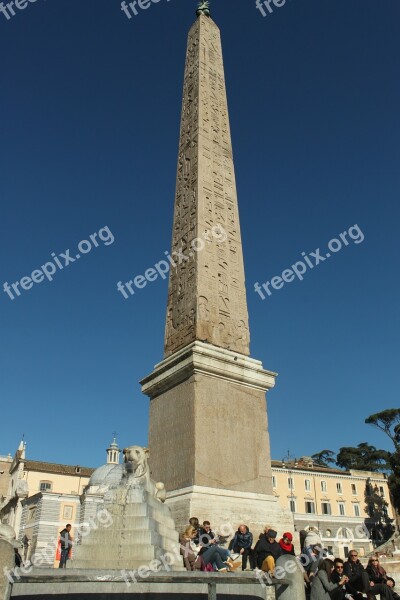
[366,409,400,514]
[336,443,390,472]
[311,450,336,467]
[364,477,394,546]
[365,409,400,449]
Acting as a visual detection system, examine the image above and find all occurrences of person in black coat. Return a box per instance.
[331,558,351,600]
[229,525,255,570]
[343,551,391,599]
[366,557,388,585]
[14,548,22,567]
[254,528,281,572]
[59,524,73,569]
[387,577,400,599]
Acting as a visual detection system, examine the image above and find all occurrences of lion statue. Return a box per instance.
[122,445,166,503]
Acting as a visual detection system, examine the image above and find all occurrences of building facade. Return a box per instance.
[272,457,395,558]
[0,441,95,566]
[0,453,12,504]
[1,441,395,565]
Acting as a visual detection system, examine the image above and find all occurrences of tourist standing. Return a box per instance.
[59,524,73,568]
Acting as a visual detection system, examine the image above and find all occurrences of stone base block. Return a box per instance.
[73,488,183,571]
[165,484,295,542]
[142,341,277,496]
[11,570,277,600]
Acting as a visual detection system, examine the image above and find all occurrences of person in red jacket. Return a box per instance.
[279,532,295,556]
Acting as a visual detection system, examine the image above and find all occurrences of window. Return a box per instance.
[321,502,332,515]
[305,501,315,514]
[305,479,311,492]
[336,482,343,494]
[63,506,73,520]
[351,484,357,495]
[27,507,36,522]
[338,502,346,516]
[288,477,294,490]
[39,481,52,492]
[321,481,327,492]
[75,467,81,474]
[379,486,385,497]
[338,528,352,540]
[354,504,360,517]
[289,499,296,513]
[272,476,277,489]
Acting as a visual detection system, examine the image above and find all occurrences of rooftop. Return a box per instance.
[24,460,94,478]
[271,459,387,478]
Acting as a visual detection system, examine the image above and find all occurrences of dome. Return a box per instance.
[103,464,124,487]
[88,464,116,486]
[88,463,124,487]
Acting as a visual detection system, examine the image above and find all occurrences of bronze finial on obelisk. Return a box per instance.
[196,1,211,17]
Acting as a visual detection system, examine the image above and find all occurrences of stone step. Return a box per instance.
[104,503,176,528]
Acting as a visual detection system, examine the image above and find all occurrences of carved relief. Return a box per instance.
[164,17,250,358]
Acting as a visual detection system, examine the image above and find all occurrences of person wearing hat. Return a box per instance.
[303,527,322,561]
[279,532,295,556]
[254,527,281,573]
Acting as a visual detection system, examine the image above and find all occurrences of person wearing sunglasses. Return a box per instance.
[310,558,348,600]
[343,551,391,599]
[366,556,388,585]
[331,558,357,599]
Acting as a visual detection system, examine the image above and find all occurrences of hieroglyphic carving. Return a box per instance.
[164,16,250,357]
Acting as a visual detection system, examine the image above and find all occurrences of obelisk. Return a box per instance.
[141,2,294,535]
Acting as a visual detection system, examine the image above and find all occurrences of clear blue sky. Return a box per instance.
[0,0,399,469]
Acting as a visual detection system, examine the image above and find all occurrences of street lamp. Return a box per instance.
[282,451,298,513]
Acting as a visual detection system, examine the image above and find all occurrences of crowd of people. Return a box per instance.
[179,518,294,573]
[306,551,400,599]
[179,518,400,600]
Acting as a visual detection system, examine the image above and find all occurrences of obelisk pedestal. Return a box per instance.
[142,342,294,535]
